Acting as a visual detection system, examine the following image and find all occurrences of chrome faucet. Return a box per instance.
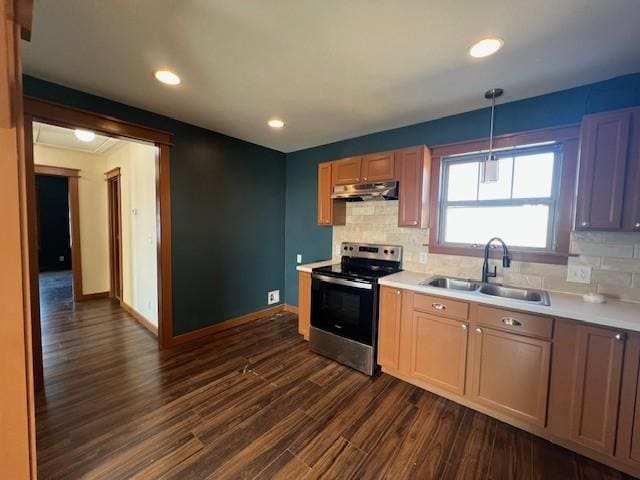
[481,237,511,283]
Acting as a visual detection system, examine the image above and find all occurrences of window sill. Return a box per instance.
[427,244,572,265]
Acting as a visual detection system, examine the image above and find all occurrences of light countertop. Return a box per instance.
[296,259,334,273]
[379,270,640,333]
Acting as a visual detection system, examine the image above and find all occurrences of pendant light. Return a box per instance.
[481,87,503,183]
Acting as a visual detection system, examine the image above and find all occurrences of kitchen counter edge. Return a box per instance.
[379,270,640,333]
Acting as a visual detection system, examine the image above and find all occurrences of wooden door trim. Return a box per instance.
[1,1,37,477]
[106,171,123,301]
[24,97,174,351]
[34,164,84,303]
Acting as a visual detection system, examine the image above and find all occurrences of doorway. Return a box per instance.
[33,164,82,303]
[106,168,123,301]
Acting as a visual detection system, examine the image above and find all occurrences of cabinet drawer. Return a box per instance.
[477,305,553,339]
[413,294,469,321]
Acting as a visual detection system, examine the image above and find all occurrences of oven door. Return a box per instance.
[311,273,377,346]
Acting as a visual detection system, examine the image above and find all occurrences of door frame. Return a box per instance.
[105,167,123,301]
[24,98,175,366]
[34,165,83,302]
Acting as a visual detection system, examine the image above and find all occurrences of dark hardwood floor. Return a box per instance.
[36,274,633,479]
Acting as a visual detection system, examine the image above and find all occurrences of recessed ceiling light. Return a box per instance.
[268,119,285,129]
[74,129,96,142]
[154,70,181,86]
[469,37,504,58]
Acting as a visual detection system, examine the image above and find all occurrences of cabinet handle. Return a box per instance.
[635,222,640,228]
[475,327,483,334]
[395,290,400,295]
[615,333,627,341]
[580,221,589,227]
[461,323,468,330]
[431,303,446,311]
[363,176,368,181]
[501,317,522,327]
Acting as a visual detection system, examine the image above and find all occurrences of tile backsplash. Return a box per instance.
[332,201,640,302]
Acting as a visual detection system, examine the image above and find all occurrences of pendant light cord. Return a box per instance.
[488,91,495,160]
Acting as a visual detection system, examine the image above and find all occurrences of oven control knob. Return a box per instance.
[349,247,353,251]
[344,246,348,250]
[390,249,395,254]
[384,249,389,254]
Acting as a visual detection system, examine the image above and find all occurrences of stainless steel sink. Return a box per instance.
[421,276,480,292]
[478,284,550,306]
[420,275,551,306]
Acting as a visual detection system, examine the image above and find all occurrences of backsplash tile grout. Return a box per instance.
[332,201,640,303]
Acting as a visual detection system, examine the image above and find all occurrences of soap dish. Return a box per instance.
[582,293,606,304]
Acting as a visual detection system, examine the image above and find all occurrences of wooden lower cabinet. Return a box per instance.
[297,272,311,339]
[470,326,551,426]
[378,288,640,477]
[617,333,640,466]
[377,286,402,369]
[569,325,625,455]
[410,311,468,395]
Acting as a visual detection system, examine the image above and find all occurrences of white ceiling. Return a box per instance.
[33,122,122,154]
[22,0,640,152]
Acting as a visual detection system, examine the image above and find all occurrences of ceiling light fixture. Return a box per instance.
[480,87,504,183]
[74,129,96,142]
[268,119,285,129]
[469,37,504,58]
[154,70,181,86]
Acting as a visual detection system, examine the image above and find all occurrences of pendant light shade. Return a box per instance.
[481,88,503,183]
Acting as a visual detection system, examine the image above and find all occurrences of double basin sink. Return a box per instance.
[420,276,551,306]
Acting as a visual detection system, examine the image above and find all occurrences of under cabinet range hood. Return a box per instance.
[331,181,398,201]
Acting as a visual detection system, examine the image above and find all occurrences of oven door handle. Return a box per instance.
[313,274,373,290]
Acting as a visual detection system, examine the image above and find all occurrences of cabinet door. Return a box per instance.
[576,110,631,230]
[396,146,430,227]
[623,109,640,231]
[331,157,362,185]
[570,325,625,455]
[317,163,332,225]
[616,332,640,465]
[378,287,402,369]
[471,327,551,426]
[298,272,311,339]
[410,312,468,395]
[362,151,394,182]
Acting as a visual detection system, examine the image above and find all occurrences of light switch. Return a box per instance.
[296,254,302,264]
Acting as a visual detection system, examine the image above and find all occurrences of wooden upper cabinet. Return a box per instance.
[361,151,395,182]
[378,286,402,370]
[576,109,633,230]
[331,157,362,185]
[623,109,640,231]
[317,162,333,225]
[410,311,468,396]
[396,146,431,227]
[470,326,551,426]
[297,271,312,339]
[569,325,625,455]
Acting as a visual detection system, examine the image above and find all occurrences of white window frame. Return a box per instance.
[438,143,563,252]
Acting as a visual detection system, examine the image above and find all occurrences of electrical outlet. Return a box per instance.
[419,252,428,264]
[58,255,65,262]
[296,254,302,264]
[567,265,592,284]
[268,290,280,305]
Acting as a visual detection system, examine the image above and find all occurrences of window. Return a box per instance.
[439,144,562,251]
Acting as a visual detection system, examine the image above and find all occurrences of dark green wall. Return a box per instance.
[284,73,640,305]
[24,76,287,336]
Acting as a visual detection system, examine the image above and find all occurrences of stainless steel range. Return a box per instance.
[310,242,402,375]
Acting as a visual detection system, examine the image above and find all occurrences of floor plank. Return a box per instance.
[35,271,633,479]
